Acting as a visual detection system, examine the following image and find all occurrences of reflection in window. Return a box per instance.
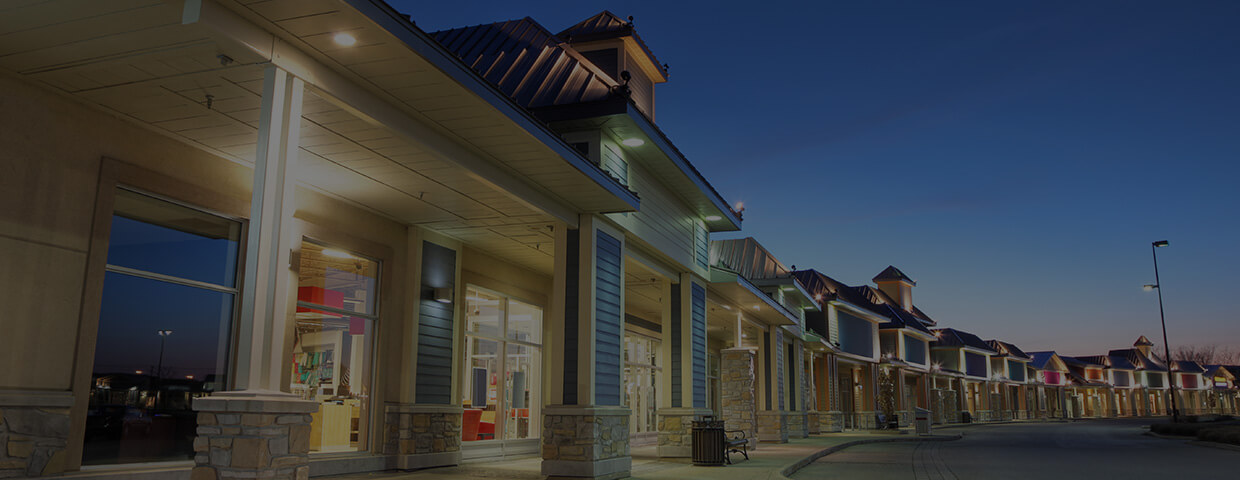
[291,241,378,453]
[462,288,542,442]
[85,189,240,466]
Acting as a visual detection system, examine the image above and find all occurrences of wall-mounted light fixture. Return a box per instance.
[433,287,453,304]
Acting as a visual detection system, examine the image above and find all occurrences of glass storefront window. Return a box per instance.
[85,188,240,466]
[463,288,542,443]
[291,240,378,453]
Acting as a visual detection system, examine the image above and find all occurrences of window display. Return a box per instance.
[462,288,542,443]
[85,188,240,465]
[290,241,378,453]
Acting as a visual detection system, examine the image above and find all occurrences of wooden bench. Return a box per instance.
[723,430,749,464]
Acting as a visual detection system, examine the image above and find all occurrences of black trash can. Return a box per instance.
[691,415,726,466]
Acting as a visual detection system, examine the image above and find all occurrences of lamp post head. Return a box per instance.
[1143,284,1158,292]
[158,330,173,336]
[1153,240,1169,248]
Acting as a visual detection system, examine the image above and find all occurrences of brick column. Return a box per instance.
[719,348,757,448]
[191,392,317,480]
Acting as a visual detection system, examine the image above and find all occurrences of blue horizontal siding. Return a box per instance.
[594,230,623,406]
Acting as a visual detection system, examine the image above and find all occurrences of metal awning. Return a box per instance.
[707,268,796,327]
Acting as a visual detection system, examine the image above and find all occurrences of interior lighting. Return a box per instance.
[704,215,722,221]
[621,138,645,147]
[333,32,358,47]
[322,248,354,259]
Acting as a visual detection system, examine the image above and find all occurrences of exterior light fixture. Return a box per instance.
[135,370,144,375]
[704,215,722,221]
[1147,239,1179,421]
[721,305,731,310]
[622,138,645,147]
[333,32,357,47]
[752,305,760,310]
[433,287,454,304]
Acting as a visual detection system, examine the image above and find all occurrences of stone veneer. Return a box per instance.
[191,391,318,480]
[719,348,757,448]
[541,406,630,480]
[786,411,807,438]
[0,406,71,477]
[381,405,462,469]
[930,389,960,424]
[655,408,710,458]
[818,411,844,432]
[756,411,788,443]
[806,411,821,434]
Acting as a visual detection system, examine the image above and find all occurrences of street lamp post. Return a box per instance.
[1144,240,1178,422]
[156,329,173,408]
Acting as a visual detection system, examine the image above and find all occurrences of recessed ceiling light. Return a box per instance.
[704,215,722,221]
[334,32,358,47]
[622,138,645,147]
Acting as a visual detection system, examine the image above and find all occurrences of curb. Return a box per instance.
[1145,431,1240,452]
[776,433,963,479]
[932,419,1070,430]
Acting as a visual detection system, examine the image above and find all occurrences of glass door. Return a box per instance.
[462,287,542,451]
[624,332,660,445]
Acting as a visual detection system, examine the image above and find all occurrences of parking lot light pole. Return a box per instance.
[1146,240,1178,422]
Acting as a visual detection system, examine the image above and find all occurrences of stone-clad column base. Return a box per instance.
[807,411,821,434]
[787,411,808,438]
[191,390,318,480]
[541,406,630,480]
[656,407,711,458]
[756,411,788,443]
[719,348,757,449]
[0,390,74,477]
[818,411,844,433]
[382,404,462,469]
[853,411,877,430]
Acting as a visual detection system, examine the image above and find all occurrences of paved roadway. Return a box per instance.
[793,419,1239,480]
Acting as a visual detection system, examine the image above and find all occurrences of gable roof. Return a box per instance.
[931,328,996,353]
[1068,356,1107,368]
[873,265,915,285]
[557,11,667,79]
[986,340,1033,361]
[1028,351,1067,371]
[867,287,935,332]
[1205,365,1235,380]
[1134,335,1155,346]
[1107,355,1137,370]
[1172,360,1206,374]
[1108,348,1168,372]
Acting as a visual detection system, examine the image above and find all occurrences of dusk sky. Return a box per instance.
[396,1,1240,355]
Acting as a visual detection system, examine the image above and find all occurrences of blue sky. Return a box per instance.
[396,1,1240,355]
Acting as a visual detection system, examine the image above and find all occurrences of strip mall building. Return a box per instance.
[1,2,1237,480]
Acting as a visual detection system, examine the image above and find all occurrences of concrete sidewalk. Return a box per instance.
[320,432,959,480]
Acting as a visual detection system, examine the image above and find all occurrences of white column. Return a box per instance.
[234,65,304,392]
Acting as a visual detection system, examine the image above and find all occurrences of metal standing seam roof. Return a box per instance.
[873,265,915,285]
[431,18,615,110]
[986,340,1033,361]
[1172,360,1207,374]
[556,11,668,79]
[1028,351,1064,371]
[1107,355,1137,370]
[930,328,997,354]
[429,13,743,229]
[1108,348,1168,372]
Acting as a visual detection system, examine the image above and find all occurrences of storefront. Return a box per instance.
[460,287,543,458]
[624,332,661,446]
